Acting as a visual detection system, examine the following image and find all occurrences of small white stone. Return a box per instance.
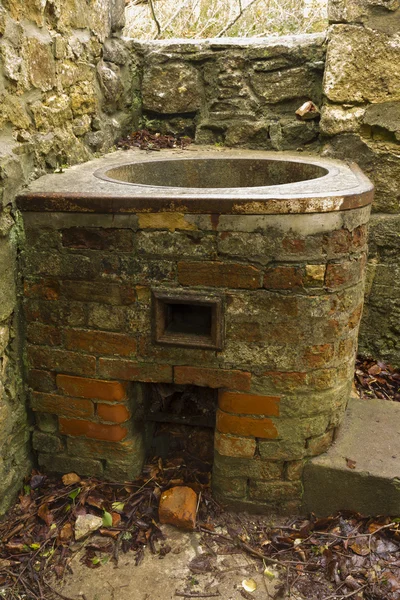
[74,514,103,540]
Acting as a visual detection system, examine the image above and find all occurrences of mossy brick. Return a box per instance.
[99,359,173,383]
[218,390,280,416]
[28,369,57,393]
[212,474,247,499]
[56,375,128,401]
[32,431,64,453]
[279,385,349,419]
[248,480,303,503]
[276,414,332,441]
[302,344,335,369]
[306,430,335,457]
[285,460,305,481]
[178,261,262,289]
[214,452,283,480]
[61,228,133,251]
[59,418,128,441]
[66,435,143,461]
[61,280,136,306]
[137,230,216,259]
[27,346,96,376]
[27,323,62,347]
[31,391,94,418]
[63,329,137,357]
[87,304,127,331]
[258,439,306,461]
[104,457,145,481]
[23,278,60,300]
[252,371,307,394]
[38,453,103,477]
[214,432,256,458]
[35,412,58,433]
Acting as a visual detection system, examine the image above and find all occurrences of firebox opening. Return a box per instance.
[153,291,224,350]
[144,384,217,473]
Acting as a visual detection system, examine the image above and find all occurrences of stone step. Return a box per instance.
[303,397,400,516]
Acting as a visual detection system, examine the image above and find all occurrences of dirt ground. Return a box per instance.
[55,525,287,600]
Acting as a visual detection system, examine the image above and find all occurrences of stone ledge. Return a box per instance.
[303,397,400,516]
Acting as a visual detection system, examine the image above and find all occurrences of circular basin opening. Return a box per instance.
[99,158,328,188]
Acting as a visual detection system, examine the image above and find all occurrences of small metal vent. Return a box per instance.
[152,291,224,350]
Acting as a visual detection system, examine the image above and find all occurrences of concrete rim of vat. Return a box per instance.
[17,148,374,215]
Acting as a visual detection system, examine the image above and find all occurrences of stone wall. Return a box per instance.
[131,34,326,150]
[320,0,400,365]
[0,0,134,514]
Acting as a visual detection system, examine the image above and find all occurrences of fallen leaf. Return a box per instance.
[346,458,357,469]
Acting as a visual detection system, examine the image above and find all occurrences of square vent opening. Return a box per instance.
[153,292,223,350]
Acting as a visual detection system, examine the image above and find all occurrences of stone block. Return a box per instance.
[142,62,203,114]
[32,430,64,453]
[325,25,400,103]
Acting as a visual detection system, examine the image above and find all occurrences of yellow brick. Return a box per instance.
[138,213,197,232]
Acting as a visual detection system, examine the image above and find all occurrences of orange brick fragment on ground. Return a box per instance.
[158,486,197,531]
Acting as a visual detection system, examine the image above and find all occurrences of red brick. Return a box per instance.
[178,261,261,289]
[263,266,303,290]
[27,346,96,376]
[31,391,94,418]
[216,410,278,439]
[325,255,365,290]
[99,358,173,383]
[27,323,61,346]
[24,279,60,300]
[61,280,136,305]
[56,375,128,401]
[97,404,130,424]
[218,390,280,416]
[303,344,334,368]
[59,418,128,441]
[159,486,197,531]
[174,366,251,391]
[64,329,137,357]
[61,228,133,251]
[214,432,256,458]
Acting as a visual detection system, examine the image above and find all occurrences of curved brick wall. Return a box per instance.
[20,197,370,513]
